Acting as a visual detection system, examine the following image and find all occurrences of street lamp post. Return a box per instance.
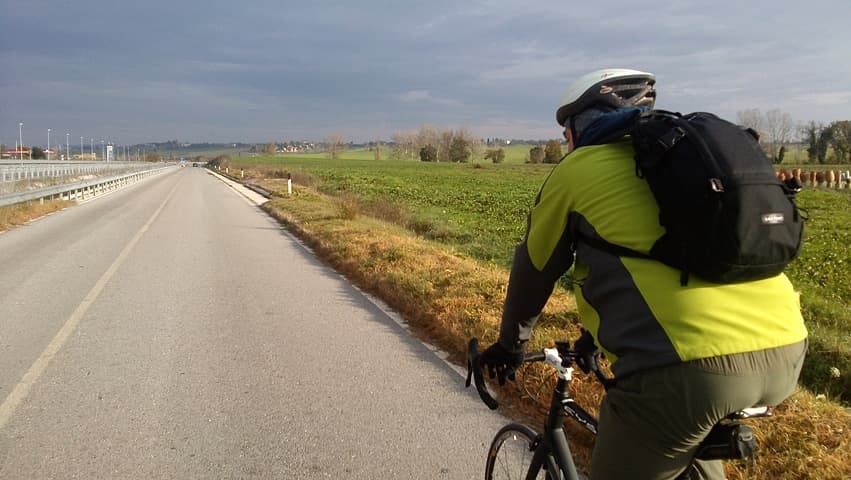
[66,133,70,161]
[18,122,23,161]
[47,129,51,161]
[80,137,84,160]
[91,138,94,160]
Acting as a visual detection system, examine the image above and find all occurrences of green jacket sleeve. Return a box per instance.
[498,205,575,352]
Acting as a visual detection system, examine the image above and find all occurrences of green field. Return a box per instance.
[230,153,851,403]
[232,155,552,264]
[784,189,851,400]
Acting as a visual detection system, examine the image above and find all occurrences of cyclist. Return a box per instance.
[480,68,808,480]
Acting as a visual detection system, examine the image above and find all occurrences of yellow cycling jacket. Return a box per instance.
[498,138,808,377]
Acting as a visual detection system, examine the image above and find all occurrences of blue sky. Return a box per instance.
[1,0,849,146]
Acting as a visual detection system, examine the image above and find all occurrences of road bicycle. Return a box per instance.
[466,337,772,480]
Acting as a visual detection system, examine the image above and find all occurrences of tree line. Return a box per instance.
[800,120,851,164]
[269,110,851,165]
[382,113,850,166]
[388,125,482,163]
[382,126,566,164]
[737,109,851,164]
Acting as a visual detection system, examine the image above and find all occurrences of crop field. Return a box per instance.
[783,188,851,399]
[231,155,554,265]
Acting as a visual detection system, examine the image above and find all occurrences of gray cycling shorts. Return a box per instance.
[590,340,807,480]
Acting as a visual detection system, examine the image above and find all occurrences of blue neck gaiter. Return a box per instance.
[575,106,648,148]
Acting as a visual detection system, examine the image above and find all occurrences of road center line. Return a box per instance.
[0,180,180,430]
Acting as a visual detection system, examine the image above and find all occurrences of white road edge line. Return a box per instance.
[206,169,268,206]
[0,180,181,430]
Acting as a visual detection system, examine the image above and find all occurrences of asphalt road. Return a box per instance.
[0,167,508,479]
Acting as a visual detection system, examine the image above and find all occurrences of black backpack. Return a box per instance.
[582,110,804,285]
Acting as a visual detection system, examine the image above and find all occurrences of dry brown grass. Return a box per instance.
[238,165,320,189]
[738,391,851,479]
[336,194,361,220]
[0,199,72,232]
[260,183,851,480]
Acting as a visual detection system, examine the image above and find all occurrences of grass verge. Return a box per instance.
[0,199,73,233]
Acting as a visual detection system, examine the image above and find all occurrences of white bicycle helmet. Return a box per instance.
[556,68,656,127]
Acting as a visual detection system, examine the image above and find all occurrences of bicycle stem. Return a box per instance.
[544,347,574,380]
[546,376,583,480]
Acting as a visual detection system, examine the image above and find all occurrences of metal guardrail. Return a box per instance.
[0,164,177,207]
[0,161,155,184]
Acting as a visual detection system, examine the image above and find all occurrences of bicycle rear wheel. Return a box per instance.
[485,423,550,480]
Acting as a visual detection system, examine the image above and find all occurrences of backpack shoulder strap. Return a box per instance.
[575,232,653,260]
[575,232,691,285]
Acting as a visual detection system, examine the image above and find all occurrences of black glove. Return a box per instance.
[480,342,524,385]
[574,328,599,374]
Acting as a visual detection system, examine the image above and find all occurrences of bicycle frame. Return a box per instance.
[468,340,595,479]
[468,338,771,480]
[539,345,609,480]
[530,375,586,480]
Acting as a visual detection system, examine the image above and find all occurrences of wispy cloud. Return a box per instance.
[395,90,460,106]
[792,91,851,107]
